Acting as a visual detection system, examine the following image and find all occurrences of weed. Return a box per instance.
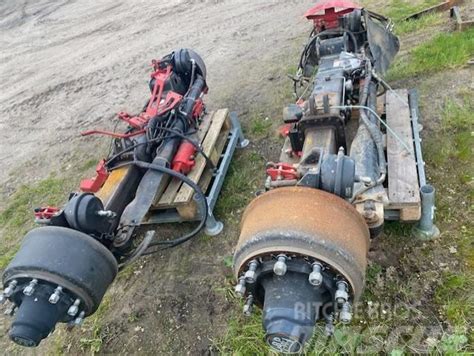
[117,263,138,282]
[424,90,473,183]
[383,0,441,22]
[0,176,72,269]
[0,156,100,270]
[394,13,443,35]
[79,294,112,354]
[212,292,268,354]
[437,333,469,353]
[387,28,474,80]
[215,151,265,217]
[249,114,273,138]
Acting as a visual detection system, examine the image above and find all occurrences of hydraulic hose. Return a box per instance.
[110,160,208,249]
[351,62,386,201]
[180,75,206,120]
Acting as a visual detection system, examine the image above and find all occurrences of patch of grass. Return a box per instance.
[387,28,474,80]
[383,0,441,22]
[362,0,444,35]
[79,294,112,354]
[212,291,268,354]
[0,156,100,270]
[249,114,273,138]
[0,176,71,269]
[435,273,474,327]
[425,90,473,186]
[215,151,265,217]
[394,12,443,35]
[422,87,473,346]
[438,333,469,353]
[117,263,138,282]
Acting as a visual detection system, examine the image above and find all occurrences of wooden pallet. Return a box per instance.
[148,108,231,220]
[384,89,421,221]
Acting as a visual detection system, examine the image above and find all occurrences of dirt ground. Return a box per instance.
[0,0,316,353]
[0,0,315,200]
[1,0,473,354]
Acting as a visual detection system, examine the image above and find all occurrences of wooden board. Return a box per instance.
[176,116,231,219]
[150,108,231,219]
[174,109,229,204]
[155,112,214,207]
[385,89,421,219]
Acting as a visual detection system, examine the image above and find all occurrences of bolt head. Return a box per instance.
[68,305,79,317]
[243,304,253,317]
[244,270,257,283]
[273,260,287,276]
[325,322,335,336]
[340,310,352,324]
[23,286,35,297]
[3,287,15,298]
[49,294,60,304]
[74,312,85,326]
[4,304,16,316]
[335,290,348,304]
[308,271,323,286]
[234,283,246,297]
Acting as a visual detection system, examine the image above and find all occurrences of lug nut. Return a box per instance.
[273,255,287,276]
[234,277,246,297]
[325,313,335,336]
[3,280,18,297]
[68,299,81,316]
[244,260,259,283]
[335,281,349,304]
[308,262,323,286]
[49,286,63,304]
[339,302,352,324]
[4,304,16,317]
[74,311,85,326]
[23,279,39,296]
[243,295,254,317]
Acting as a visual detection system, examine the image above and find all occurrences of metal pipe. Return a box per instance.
[413,184,440,239]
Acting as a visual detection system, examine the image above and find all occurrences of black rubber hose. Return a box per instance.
[105,127,214,170]
[180,75,205,120]
[109,160,208,248]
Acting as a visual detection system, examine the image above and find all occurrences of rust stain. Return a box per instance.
[235,187,370,300]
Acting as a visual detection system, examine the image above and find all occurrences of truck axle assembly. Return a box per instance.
[232,1,437,352]
[1,48,246,347]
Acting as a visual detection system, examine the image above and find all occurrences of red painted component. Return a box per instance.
[143,65,182,117]
[34,206,60,221]
[279,124,292,137]
[305,0,360,31]
[80,159,110,193]
[266,163,298,181]
[83,60,182,139]
[117,112,149,129]
[148,91,183,117]
[172,141,197,174]
[192,98,205,119]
